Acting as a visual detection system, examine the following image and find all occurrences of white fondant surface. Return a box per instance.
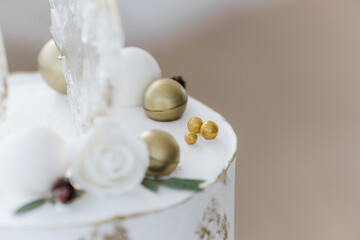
[0,73,237,230]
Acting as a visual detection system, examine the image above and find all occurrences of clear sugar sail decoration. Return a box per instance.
[49,0,125,134]
[0,27,8,121]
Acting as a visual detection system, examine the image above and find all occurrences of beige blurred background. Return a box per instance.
[2,0,360,239]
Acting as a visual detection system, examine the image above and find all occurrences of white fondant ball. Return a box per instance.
[0,127,68,198]
[114,47,161,107]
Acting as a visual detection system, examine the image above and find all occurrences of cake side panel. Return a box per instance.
[124,159,236,240]
[0,159,236,240]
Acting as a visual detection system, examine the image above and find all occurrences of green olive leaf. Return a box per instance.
[15,198,47,215]
[142,178,159,192]
[163,178,205,192]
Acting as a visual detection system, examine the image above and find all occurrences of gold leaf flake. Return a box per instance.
[79,225,129,240]
[196,199,229,240]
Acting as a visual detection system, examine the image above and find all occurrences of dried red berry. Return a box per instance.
[58,186,77,204]
[52,178,71,191]
[171,76,186,89]
[51,178,77,204]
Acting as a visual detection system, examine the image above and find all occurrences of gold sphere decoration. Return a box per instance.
[143,79,188,122]
[38,39,67,94]
[200,121,219,140]
[140,130,180,177]
[185,131,197,145]
[187,117,203,133]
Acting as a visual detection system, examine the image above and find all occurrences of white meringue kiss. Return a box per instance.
[113,47,161,107]
[72,122,149,196]
[0,127,68,198]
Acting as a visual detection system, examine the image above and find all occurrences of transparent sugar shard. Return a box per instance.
[49,0,125,134]
[0,28,8,121]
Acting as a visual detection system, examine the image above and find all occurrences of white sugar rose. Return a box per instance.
[72,122,149,196]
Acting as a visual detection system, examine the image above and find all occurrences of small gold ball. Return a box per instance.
[38,40,67,94]
[200,121,219,140]
[185,131,197,145]
[140,130,180,177]
[187,117,203,133]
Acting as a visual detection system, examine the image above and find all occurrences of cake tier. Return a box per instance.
[0,73,237,240]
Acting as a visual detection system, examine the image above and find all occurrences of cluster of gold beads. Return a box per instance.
[185,117,219,145]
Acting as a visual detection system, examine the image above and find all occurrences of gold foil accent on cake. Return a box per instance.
[221,172,228,186]
[79,225,129,240]
[196,199,229,240]
[104,226,129,240]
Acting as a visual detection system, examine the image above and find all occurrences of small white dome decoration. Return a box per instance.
[72,122,149,196]
[113,47,161,107]
[0,127,69,198]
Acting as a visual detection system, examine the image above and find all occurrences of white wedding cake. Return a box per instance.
[0,1,237,240]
